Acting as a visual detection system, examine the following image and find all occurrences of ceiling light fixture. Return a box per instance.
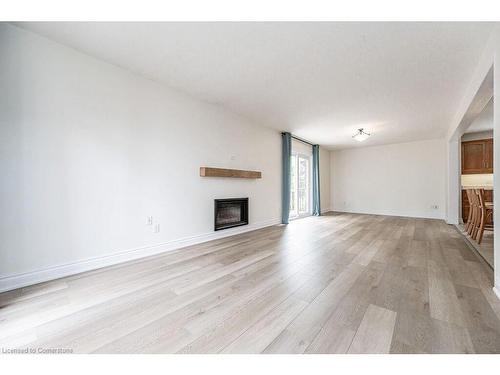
[352,128,370,142]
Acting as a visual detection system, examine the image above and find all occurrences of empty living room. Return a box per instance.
[2,1,500,373]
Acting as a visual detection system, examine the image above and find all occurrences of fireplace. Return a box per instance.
[214,198,249,231]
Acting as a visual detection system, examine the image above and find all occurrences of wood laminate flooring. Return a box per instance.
[457,224,494,269]
[1,212,500,354]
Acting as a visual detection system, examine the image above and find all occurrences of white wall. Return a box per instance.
[461,130,493,141]
[330,139,446,219]
[0,24,281,288]
[319,147,331,212]
[0,24,331,291]
[291,138,312,156]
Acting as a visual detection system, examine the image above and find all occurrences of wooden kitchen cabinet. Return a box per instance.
[461,139,493,174]
[485,139,494,172]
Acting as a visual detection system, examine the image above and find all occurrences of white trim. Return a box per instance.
[331,209,445,220]
[321,207,331,214]
[0,217,280,293]
[494,287,500,301]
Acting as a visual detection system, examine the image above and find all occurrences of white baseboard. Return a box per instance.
[494,287,500,301]
[331,208,445,220]
[0,217,281,293]
[321,207,331,214]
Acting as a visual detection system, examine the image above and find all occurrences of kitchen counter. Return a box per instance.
[462,186,493,190]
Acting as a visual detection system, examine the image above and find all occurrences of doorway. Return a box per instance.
[450,66,495,271]
[460,97,494,268]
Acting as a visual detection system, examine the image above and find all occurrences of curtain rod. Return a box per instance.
[291,134,315,147]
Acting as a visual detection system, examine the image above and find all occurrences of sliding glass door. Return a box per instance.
[289,153,311,219]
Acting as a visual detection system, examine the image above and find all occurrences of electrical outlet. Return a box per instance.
[154,224,160,233]
[147,216,153,225]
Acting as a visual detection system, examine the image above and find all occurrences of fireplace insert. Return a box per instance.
[214,198,249,231]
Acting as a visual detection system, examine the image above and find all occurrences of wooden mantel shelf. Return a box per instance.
[200,167,262,179]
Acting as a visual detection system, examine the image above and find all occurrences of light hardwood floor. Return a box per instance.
[1,212,500,354]
[457,224,494,268]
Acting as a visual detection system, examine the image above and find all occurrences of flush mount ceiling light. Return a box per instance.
[352,128,371,142]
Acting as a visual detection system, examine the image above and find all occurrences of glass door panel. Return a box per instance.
[289,153,311,220]
[298,155,309,215]
[289,155,298,218]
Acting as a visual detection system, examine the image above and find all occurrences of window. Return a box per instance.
[289,152,311,219]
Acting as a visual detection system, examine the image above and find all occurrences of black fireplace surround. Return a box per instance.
[214,198,249,231]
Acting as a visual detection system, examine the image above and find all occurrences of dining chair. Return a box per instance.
[466,189,480,238]
[475,188,494,244]
[465,189,474,232]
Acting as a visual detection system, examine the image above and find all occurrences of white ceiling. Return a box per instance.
[466,98,494,134]
[15,22,495,149]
